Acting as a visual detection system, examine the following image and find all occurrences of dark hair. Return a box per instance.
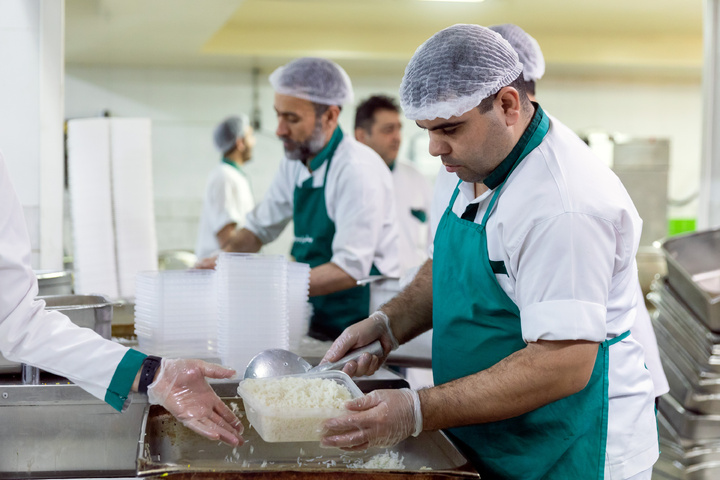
[477,73,533,114]
[354,95,400,132]
[311,102,342,120]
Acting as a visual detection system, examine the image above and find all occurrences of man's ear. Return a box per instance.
[497,87,521,127]
[235,137,246,153]
[355,127,368,143]
[324,105,341,127]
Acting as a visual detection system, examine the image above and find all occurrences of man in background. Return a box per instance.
[195,115,256,259]
[355,95,432,277]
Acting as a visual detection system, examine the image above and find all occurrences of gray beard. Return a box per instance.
[284,124,327,161]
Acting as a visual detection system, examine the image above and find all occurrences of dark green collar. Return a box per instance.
[388,161,396,172]
[222,157,247,177]
[483,103,548,190]
[308,127,344,172]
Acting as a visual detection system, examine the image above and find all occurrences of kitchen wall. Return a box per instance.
[65,65,702,257]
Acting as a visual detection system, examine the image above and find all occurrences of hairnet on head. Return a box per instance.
[214,114,249,153]
[489,24,545,82]
[399,24,522,121]
[269,57,354,106]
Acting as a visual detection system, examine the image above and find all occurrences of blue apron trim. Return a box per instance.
[410,208,427,223]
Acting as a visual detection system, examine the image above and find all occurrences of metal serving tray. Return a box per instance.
[137,382,478,479]
[662,229,720,332]
[659,394,720,442]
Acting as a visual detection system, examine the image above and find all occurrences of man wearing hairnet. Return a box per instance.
[488,22,669,407]
[195,115,256,259]
[320,25,658,479]
[0,152,243,446]
[202,58,399,340]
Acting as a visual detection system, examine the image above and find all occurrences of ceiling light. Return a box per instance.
[418,0,485,3]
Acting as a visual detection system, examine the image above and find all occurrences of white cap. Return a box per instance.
[399,24,522,121]
[489,24,545,82]
[213,114,250,153]
[269,57,354,106]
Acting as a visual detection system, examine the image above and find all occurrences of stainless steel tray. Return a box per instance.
[659,394,720,441]
[137,386,478,478]
[662,229,720,332]
[648,281,720,372]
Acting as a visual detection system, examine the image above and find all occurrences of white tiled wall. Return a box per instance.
[65,65,703,257]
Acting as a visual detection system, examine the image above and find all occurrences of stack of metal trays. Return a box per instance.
[648,277,720,478]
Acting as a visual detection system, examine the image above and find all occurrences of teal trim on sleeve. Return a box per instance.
[410,208,427,223]
[104,349,147,411]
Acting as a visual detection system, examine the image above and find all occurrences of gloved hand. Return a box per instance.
[321,311,399,377]
[147,358,244,446]
[321,388,422,451]
[194,255,218,269]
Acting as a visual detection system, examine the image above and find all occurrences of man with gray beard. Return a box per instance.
[201,57,399,340]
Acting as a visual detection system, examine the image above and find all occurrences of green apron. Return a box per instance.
[432,106,628,479]
[290,128,377,340]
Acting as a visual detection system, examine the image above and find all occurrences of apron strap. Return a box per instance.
[603,329,630,347]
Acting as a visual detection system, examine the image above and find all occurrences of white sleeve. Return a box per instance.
[0,152,129,402]
[330,160,394,280]
[205,170,245,235]
[514,212,620,343]
[244,160,294,244]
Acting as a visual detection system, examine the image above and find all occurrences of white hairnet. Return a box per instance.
[269,57,354,106]
[489,24,545,82]
[214,114,249,153]
[399,24,522,121]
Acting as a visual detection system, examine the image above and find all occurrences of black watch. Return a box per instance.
[138,355,162,394]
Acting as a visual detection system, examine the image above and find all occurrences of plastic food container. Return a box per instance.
[237,371,362,443]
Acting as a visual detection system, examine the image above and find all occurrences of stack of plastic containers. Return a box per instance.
[134,270,217,359]
[216,253,290,374]
[287,262,311,351]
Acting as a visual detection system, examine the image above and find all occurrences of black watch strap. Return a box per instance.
[138,355,162,394]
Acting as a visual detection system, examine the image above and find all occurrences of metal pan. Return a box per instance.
[137,387,478,479]
[659,394,720,442]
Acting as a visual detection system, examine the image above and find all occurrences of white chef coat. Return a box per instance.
[195,162,255,259]
[632,288,669,397]
[428,114,658,478]
[0,151,140,410]
[391,161,433,275]
[245,132,400,281]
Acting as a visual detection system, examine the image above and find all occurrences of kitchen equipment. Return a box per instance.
[661,228,720,331]
[659,394,720,442]
[137,386,479,478]
[34,270,73,296]
[0,379,146,479]
[237,371,363,442]
[244,340,384,379]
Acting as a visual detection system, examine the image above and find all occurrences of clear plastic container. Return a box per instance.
[237,371,362,443]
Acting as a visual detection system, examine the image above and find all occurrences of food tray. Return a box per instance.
[137,384,479,479]
[659,394,720,442]
[661,229,720,332]
[237,371,362,443]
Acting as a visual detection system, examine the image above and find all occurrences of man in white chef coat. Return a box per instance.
[195,114,256,259]
[201,57,399,341]
[354,95,432,276]
[488,22,669,403]
[320,25,658,479]
[0,151,243,445]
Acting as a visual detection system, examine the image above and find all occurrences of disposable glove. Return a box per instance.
[321,388,422,450]
[147,358,244,446]
[321,311,399,377]
[194,255,218,269]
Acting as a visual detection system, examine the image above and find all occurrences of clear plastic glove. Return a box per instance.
[321,388,422,451]
[194,255,218,269]
[147,358,244,446]
[321,311,399,377]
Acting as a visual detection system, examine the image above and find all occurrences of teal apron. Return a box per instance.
[432,105,628,479]
[290,128,377,340]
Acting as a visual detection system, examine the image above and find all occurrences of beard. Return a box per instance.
[282,122,327,161]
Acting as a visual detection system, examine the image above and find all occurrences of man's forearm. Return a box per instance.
[381,259,433,344]
[309,262,358,297]
[419,340,599,430]
[224,227,263,253]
